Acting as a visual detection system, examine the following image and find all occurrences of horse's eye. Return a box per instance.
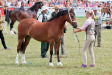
[71,16,74,18]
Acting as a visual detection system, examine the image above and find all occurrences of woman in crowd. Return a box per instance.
[0,10,10,50]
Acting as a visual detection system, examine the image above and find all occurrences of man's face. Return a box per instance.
[55,9,59,13]
[43,9,48,14]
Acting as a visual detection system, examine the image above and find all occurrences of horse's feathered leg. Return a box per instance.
[56,39,63,66]
[21,35,31,64]
[49,40,54,67]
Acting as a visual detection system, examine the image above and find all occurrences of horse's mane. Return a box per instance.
[48,9,68,21]
[29,2,42,11]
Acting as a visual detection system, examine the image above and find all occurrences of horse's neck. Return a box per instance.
[32,8,38,13]
[50,16,66,30]
[29,7,39,13]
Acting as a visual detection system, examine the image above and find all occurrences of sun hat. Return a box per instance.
[41,6,48,11]
[54,5,59,9]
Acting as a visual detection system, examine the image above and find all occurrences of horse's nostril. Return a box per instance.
[72,23,77,28]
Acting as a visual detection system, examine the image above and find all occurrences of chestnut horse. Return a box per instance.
[6,2,43,34]
[101,7,110,17]
[15,8,77,67]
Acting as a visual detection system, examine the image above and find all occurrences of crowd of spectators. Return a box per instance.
[0,0,112,8]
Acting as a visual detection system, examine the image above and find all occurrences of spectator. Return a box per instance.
[48,1,54,7]
[28,1,32,7]
[43,1,48,7]
[20,2,25,10]
[0,10,11,50]
[81,1,86,8]
[0,1,3,6]
[7,0,12,7]
[72,0,77,7]
[51,5,66,56]
[92,7,102,47]
[17,0,21,7]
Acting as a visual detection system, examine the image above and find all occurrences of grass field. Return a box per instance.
[0,17,112,75]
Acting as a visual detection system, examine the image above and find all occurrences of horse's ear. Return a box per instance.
[69,8,74,12]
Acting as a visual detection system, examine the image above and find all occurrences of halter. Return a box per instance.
[68,9,77,23]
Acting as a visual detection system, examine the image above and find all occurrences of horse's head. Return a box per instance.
[65,8,77,28]
[35,2,43,9]
[29,2,43,12]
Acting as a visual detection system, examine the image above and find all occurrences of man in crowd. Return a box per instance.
[37,6,49,58]
[51,5,66,56]
[93,7,102,47]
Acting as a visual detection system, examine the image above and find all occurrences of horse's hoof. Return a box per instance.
[15,61,19,65]
[10,31,15,35]
[5,31,8,33]
[21,61,26,64]
[57,62,63,66]
[49,62,54,67]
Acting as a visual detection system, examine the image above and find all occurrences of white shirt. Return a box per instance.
[38,14,47,22]
[81,17,92,31]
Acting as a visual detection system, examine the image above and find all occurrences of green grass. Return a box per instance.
[0,17,112,75]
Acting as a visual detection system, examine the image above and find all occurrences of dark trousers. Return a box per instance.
[0,31,7,49]
[94,25,101,46]
[41,42,49,57]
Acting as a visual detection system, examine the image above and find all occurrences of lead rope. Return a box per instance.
[72,29,82,66]
[72,29,80,55]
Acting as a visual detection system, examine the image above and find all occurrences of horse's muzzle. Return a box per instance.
[72,22,77,28]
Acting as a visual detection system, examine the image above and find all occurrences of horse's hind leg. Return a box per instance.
[15,38,24,65]
[21,35,31,64]
[49,40,54,67]
[56,39,63,66]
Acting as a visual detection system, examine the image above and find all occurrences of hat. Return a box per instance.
[41,6,48,11]
[54,5,59,9]
[92,7,98,10]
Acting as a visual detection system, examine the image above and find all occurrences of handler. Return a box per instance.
[37,6,49,58]
[74,10,95,67]
[92,7,102,47]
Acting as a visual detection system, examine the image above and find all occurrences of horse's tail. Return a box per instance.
[5,10,11,25]
[20,41,25,53]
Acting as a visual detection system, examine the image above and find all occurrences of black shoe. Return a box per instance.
[42,55,49,58]
[5,47,11,50]
[97,45,101,47]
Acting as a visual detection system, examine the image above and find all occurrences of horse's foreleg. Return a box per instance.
[10,21,16,34]
[103,13,105,17]
[15,39,23,65]
[56,40,63,66]
[21,36,31,64]
[12,28,17,34]
[49,40,54,67]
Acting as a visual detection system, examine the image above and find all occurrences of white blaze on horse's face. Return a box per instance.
[68,8,77,28]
